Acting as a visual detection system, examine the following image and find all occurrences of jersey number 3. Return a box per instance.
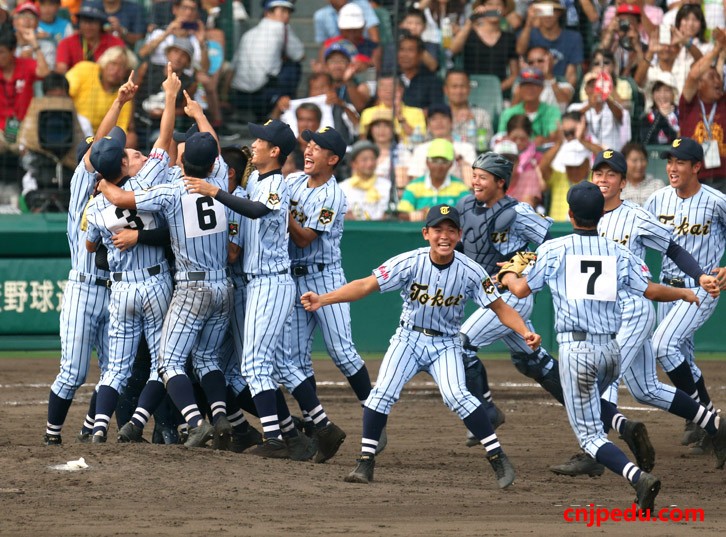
[182,194,227,238]
[565,255,617,302]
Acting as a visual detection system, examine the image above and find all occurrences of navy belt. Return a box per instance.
[112,264,162,282]
[78,274,111,288]
[291,263,325,277]
[401,322,447,337]
[662,277,685,288]
[570,331,616,341]
[243,268,288,284]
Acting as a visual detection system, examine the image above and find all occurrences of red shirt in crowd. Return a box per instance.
[0,57,38,130]
[56,33,126,71]
[679,93,726,181]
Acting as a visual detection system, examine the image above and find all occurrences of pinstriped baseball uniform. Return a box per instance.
[47,161,111,439]
[458,195,552,357]
[598,200,678,409]
[645,185,726,376]
[283,171,365,380]
[525,232,650,457]
[365,248,500,417]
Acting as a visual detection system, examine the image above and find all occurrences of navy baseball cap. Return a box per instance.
[249,119,297,158]
[173,123,199,143]
[78,3,108,23]
[90,126,126,179]
[184,132,218,169]
[425,204,461,229]
[426,103,452,120]
[301,126,347,160]
[593,149,627,174]
[659,137,704,162]
[324,40,357,61]
[518,67,545,86]
[567,181,604,221]
[76,135,94,164]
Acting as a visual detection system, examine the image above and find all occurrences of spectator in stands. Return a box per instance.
[134,37,196,150]
[37,0,73,45]
[450,0,519,96]
[443,69,492,151]
[55,3,125,74]
[407,103,475,186]
[314,0,379,45]
[600,0,661,48]
[98,0,147,48]
[620,141,665,205]
[321,2,381,72]
[290,102,322,172]
[639,71,680,145]
[340,140,391,220]
[498,67,560,145]
[679,36,726,193]
[539,111,602,221]
[229,0,303,122]
[669,4,711,89]
[305,72,359,146]
[359,73,426,147]
[397,138,469,221]
[515,45,573,114]
[601,4,648,78]
[13,2,56,71]
[579,49,632,111]
[503,114,545,209]
[398,33,443,110]
[0,23,49,151]
[633,31,681,101]
[515,0,582,87]
[364,108,411,195]
[319,39,370,112]
[569,71,627,151]
[66,46,137,136]
[381,8,439,73]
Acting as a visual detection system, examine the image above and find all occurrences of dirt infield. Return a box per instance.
[1,357,724,536]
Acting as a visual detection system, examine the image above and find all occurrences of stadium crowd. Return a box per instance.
[0,0,724,218]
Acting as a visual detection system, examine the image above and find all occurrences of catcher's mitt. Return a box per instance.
[496,251,537,288]
[239,146,254,190]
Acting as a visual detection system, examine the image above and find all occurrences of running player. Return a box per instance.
[502,181,700,511]
[645,138,726,456]
[301,204,541,488]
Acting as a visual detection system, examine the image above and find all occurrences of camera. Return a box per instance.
[618,19,630,33]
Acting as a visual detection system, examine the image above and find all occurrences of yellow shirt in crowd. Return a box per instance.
[66,61,132,133]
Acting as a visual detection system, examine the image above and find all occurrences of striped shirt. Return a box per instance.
[645,184,726,286]
[373,248,500,336]
[70,161,108,277]
[227,186,246,276]
[287,171,347,266]
[525,232,651,334]
[242,169,291,276]
[398,174,470,213]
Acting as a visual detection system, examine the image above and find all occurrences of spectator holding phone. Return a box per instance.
[98,0,147,48]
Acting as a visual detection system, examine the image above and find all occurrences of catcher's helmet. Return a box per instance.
[472,152,514,188]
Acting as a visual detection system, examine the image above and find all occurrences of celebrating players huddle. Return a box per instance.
[43,67,725,513]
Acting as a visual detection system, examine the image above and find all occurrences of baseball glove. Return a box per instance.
[496,251,537,288]
[240,146,254,190]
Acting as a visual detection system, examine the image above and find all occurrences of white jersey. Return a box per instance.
[373,248,501,336]
[645,184,726,286]
[226,185,246,276]
[135,177,229,273]
[243,169,290,275]
[598,200,672,262]
[70,161,108,277]
[526,231,651,334]
[167,157,228,191]
[287,171,347,266]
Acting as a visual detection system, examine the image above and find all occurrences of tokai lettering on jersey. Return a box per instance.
[408,283,464,306]
[602,232,630,246]
[656,215,711,236]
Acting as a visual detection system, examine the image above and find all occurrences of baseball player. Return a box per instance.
[99,124,235,448]
[456,153,652,469]
[301,204,541,487]
[645,137,726,453]
[284,126,375,434]
[185,120,344,462]
[43,135,109,446]
[83,68,177,443]
[501,181,701,512]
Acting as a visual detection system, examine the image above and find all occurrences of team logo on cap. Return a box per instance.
[673,139,681,147]
[85,136,94,143]
[228,222,239,236]
[318,208,335,225]
[264,119,273,126]
[317,126,331,133]
[267,192,281,207]
[603,150,613,159]
[440,206,450,215]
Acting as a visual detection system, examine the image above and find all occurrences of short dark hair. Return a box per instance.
[0,24,18,51]
[182,155,213,179]
[221,147,249,186]
[675,4,706,43]
[444,69,469,83]
[562,111,581,123]
[402,7,426,25]
[296,102,322,124]
[398,33,424,53]
[39,0,61,4]
[506,114,533,137]
[42,73,70,95]
[174,0,200,7]
[573,214,600,228]
[621,141,647,160]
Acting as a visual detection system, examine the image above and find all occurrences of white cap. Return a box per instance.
[338,3,365,30]
[649,70,679,100]
[553,140,591,171]
[492,140,518,156]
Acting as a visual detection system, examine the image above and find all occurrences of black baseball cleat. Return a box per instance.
[212,416,233,450]
[248,437,290,459]
[344,455,375,484]
[76,431,92,444]
[92,432,107,444]
[620,421,655,473]
[375,427,388,455]
[487,451,515,489]
[313,422,347,463]
[712,420,726,469]
[230,426,263,453]
[184,421,214,448]
[631,472,661,513]
[549,451,605,477]
[43,434,62,446]
[682,420,701,445]
[117,422,145,443]
[286,432,317,461]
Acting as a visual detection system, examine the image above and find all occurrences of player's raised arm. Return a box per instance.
[154,63,182,153]
[185,176,271,219]
[301,275,381,312]
[644,282,701,305]
[98,179,137,209]
[183,90,219,150]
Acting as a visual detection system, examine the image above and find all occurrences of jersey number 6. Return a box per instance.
[196,196,217,231]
